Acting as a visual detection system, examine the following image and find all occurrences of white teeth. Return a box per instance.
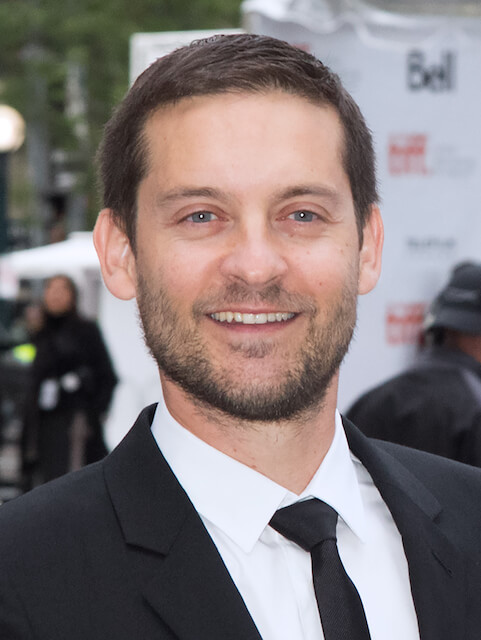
[210,312,295,324]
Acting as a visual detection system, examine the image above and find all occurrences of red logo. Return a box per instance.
[388,134,428,175]
[386,303,426,345]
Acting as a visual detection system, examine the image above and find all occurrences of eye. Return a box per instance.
[186,211,218,223]
[288,210,317,222]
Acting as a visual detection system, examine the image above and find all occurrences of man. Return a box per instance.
[0,34,480,640]
[347,261,481,465]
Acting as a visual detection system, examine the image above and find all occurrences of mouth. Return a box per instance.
[210,311,296,325]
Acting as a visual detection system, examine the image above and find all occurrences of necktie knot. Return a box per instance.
[269,498,338,552]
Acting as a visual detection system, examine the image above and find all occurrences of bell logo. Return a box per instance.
[407,51,455,92]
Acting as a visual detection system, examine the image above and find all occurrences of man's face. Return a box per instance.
[131,91,380,421]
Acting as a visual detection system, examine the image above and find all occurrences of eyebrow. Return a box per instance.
[272,184,342,206]
[154,187,225,208]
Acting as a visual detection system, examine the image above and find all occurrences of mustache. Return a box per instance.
[193,282,318,315]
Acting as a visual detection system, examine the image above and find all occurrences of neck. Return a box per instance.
[160,374,339,494]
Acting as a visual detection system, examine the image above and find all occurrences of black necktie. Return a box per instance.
[270,499,371,640]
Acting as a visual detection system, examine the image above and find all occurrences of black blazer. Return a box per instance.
[1,404,480,639]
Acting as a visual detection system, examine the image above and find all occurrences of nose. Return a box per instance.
[219,223,288,287]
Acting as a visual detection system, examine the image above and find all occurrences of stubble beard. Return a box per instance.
[136,274,358,423]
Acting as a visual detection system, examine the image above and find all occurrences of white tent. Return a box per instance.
[0,232,100,315]
[0,232,98,280]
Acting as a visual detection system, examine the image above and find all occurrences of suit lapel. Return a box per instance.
[141,511,263,640]
[343,418,466,640]
[103,405,261,640]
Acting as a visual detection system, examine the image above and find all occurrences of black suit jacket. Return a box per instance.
[0,404,480,639]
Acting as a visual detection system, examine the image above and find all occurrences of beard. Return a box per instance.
[137,273,358,422]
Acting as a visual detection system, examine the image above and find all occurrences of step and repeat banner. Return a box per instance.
[243,0,481,408]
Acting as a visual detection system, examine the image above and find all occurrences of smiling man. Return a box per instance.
[1,34,481,640]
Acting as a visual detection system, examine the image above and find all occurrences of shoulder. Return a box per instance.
[0,460,106,521]
[371,437,481,515]
[0,461,114,566]
[0,407,156,562]
[353,365,462,404]
[0,455,139,636]
[377,436,481,476]
[346,365,471,432]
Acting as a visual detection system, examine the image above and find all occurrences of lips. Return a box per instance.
[210,311,295,324]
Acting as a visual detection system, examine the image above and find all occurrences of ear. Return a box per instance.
[358,204,383,296]
[93,209,137,300]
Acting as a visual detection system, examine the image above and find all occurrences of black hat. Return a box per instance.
[424,262,481,334]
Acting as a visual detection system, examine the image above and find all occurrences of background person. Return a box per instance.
[21,274,117,486]
[347,261,481,465]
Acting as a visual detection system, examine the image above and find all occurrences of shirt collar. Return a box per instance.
[151,396,366,553]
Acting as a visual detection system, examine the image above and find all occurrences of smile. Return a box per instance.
[210,312,296,324]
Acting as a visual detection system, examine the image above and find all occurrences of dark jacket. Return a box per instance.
[0,406,480,639]
[22,310,117,483]
[346,345,481,466]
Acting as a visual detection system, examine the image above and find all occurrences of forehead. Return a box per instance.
[141,91,347,192]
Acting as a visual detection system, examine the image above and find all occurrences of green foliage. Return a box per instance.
[0,0,243,230]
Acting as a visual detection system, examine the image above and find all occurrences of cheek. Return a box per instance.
[289,244,357,296]
[149,247,215,308]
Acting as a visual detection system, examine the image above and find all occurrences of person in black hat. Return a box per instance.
[347,261,481,465]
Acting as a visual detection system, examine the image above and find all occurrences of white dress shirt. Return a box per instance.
[151,397,420,640]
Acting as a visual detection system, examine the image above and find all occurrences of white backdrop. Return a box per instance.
[242,0,481,409]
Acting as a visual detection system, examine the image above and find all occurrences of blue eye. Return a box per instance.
[290,210,316,222]
[188,211,216,223]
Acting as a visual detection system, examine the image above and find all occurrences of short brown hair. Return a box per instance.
[97,33,378,248]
